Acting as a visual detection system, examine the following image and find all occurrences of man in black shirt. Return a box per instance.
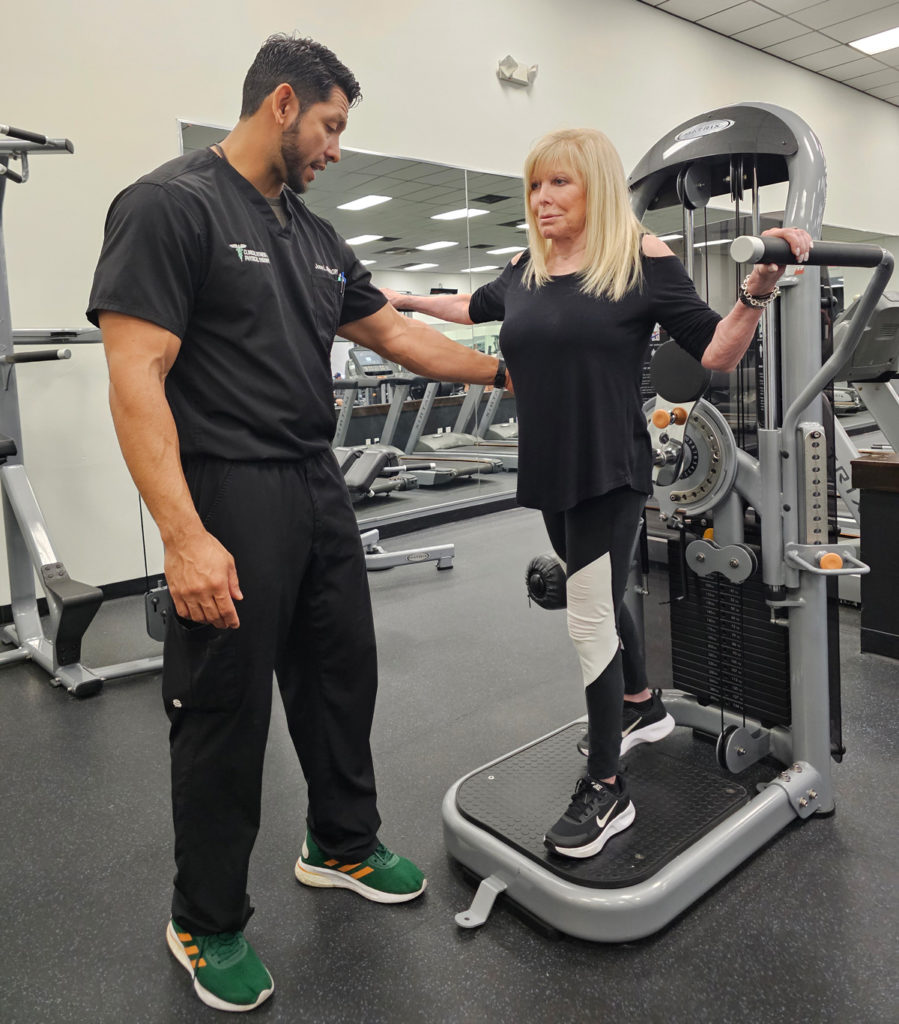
[88,33,508,1013]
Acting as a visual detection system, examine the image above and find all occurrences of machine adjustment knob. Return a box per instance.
[651,406,688,429]
[817,552,843,570]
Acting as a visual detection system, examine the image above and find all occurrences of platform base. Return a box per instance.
[443,719,803,942]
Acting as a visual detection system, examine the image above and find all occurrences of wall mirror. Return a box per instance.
[180,121,894,532]
[180,121,524,528]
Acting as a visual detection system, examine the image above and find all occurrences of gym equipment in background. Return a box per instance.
[0,124,162,697]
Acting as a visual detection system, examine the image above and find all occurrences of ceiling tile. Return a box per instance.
[826,55,888,76]
[791,0,899,30]
[822,4,899,44]
[820,56,885,80]
[733,16,809,47]
[762,0,828,13]
[868,80,899,96]
[876,45,899,67]
[792,44,867,70]
[765,31,840,59]
[659,0,739,18]
[700,2,771,33]
[844,66,899,88]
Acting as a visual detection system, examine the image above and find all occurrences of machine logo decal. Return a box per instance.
[675,119,735,142]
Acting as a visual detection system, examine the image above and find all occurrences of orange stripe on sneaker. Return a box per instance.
[177,931,192,942]
[351,866,374,879]
[185,945,199,955]
[339,863,361,873]
[197,958,207,968]
[324,859,340,867]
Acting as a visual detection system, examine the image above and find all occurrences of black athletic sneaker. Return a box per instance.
[544,775,635,858]
[577,691,675,756]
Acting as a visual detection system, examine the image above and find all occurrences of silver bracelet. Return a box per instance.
[739,273,780,309]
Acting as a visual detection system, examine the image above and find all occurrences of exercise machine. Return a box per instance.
[335,444,455,571]
[441,103,893,940]
[0,124,163,697]
[335,359,503,486]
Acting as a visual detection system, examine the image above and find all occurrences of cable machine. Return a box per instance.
[441,103,894,940]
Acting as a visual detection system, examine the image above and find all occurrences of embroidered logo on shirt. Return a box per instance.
[315,263,340,276]
[229,243,270,264]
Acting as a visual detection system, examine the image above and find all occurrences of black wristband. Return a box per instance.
[493,357,507,389]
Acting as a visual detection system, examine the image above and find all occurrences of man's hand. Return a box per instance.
[165,528,243,629]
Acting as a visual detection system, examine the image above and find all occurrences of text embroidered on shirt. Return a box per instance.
[229,243,270,264]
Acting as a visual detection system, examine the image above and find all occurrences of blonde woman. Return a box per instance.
[386,128,810,858]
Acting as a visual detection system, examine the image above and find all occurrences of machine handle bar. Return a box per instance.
[1,348,72,364]
[0,124,48,145]
[0,165,24,184]
[731,235,888,269]
[378,373,432,386]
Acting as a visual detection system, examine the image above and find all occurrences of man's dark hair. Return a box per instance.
[240,33,361,118]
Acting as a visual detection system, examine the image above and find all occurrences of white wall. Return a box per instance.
[2,0,898,599]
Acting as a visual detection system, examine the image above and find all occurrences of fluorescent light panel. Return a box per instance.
[360,260,376,266]
[404,263,438,271]
[345,234,383,245]
[431,208,489,221]
[337,194,392,211]
[850,26,899,54]
[464,265,499,273]
[487,246,526,254]
[416,241,458,251]
[694,238,733,248]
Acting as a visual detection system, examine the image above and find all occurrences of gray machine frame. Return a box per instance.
[0,127,162,696]
[442,103,894,941]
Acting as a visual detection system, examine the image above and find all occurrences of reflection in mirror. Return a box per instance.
[180,122,524,529]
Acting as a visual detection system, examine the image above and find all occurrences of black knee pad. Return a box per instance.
[525,553,567,610]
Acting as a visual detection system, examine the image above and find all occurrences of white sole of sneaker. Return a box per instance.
[620,712,675,757]
[544,800,636,859]
[165,920,274,1013]
[294,858,427,903]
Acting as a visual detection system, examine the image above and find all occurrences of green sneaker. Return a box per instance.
[166,919,274,1012]
[295,832,427,904]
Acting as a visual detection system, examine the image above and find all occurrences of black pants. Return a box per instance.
[163,452,380,935]
[542,487,648,780]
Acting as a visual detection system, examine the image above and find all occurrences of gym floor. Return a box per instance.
[1,507,895,1024]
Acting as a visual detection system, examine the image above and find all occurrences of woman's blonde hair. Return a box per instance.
[522,128,645,301]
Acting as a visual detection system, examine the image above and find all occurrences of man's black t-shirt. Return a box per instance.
[469,253,721,512]
[87,148,386,461]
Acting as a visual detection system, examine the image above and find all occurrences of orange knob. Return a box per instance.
[671,406,688,425]
[818,552,843,570]
[703,528,714,541]
[652,409,670,429]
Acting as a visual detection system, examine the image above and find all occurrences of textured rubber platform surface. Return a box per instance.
[456,724,752,888]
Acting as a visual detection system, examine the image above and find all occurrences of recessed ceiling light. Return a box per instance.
[486,246,526,255]
[345,234,384,245]
[463,265,499,273]
[403,263,439,271]
[850,26,899,54]
[416,241,459,251]
[431,209,489,221]
[360,260,376,266]
[337,195,392,211]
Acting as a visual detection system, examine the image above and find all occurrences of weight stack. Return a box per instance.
[668,537,791,729]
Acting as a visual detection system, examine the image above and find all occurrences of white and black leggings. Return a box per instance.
[542,486,648,780]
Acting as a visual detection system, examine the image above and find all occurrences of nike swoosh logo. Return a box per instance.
[595,802,618,828]
[622,717,643,737]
